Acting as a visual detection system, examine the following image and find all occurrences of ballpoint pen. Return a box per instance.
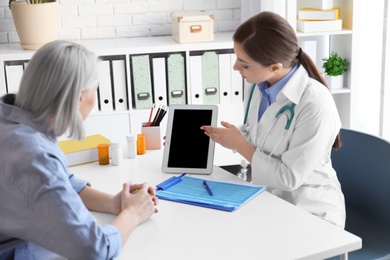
[202,180,213,196]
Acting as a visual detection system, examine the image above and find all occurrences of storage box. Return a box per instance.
[171,11,214,44]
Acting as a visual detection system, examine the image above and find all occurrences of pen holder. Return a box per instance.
[141,122,162,150]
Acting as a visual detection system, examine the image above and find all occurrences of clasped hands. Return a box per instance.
[112,182,159,218]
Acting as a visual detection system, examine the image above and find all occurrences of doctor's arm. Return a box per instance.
[201,121,256,162]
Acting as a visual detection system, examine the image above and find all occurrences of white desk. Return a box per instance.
[70,150,361,260]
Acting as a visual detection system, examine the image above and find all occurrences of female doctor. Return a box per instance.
[201,11,346,228]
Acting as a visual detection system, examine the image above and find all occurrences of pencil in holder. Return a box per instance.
[141,122,162,150]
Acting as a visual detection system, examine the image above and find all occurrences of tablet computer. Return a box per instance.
[162,104,218,174]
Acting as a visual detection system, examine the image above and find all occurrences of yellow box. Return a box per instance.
[171,11,214,44]
[58,134,110,166]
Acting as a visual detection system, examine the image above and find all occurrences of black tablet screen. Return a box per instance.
[167,109,212,168]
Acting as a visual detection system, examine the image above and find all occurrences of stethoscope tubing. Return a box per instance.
[242,83,296,158]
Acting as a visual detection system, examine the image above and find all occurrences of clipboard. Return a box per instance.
[156,174,266,212]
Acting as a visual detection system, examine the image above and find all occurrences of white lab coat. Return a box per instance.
[242,65,346,228]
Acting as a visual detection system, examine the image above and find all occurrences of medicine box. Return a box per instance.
[171,11,214,44]
[58,134,110,167]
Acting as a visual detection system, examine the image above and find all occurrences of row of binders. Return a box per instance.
[131,50,244,110]
[3,50,244,113]
[189,50,243,105]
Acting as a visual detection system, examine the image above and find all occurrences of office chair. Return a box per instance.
[330,128,390,259]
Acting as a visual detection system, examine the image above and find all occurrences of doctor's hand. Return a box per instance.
[201,121,256,162]
[201,121,246,151]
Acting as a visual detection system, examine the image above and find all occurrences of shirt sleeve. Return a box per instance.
[67,170,90,193]
[5,151,122,259]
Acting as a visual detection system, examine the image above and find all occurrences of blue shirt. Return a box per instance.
[0,94,121,259]
[257,63,300,121]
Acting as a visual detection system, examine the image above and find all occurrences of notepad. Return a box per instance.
[156,174,266,212]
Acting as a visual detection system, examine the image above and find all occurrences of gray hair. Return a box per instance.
[15,40,98,140]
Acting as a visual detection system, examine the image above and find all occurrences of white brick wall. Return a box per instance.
[0,0,241,44]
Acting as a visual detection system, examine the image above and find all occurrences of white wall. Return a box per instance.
[2,0,390,139]
[381,0,390,139]
[0,0,241,43]
[349,1,385,135]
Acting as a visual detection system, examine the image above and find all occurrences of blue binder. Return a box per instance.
[156,174,266,212]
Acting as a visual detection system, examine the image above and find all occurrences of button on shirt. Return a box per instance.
[0,94,121,260]
[257,64,299,121]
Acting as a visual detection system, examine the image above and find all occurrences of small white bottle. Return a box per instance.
[111,142,123,166]
[126,134,137,159]
[238,159,249,181]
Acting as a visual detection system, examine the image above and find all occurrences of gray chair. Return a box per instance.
[330,128,390,259]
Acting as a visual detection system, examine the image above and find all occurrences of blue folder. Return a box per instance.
[156,174,266,212]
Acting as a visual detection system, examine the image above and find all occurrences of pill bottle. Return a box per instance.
[126,134,137,158]
[137,134,146,155]
[111,142,123,166]
[97,143,109,165]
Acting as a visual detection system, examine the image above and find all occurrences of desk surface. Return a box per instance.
[70,150,361,260]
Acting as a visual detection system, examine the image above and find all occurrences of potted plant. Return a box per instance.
[9,0,59,50]
[322,52,349,89]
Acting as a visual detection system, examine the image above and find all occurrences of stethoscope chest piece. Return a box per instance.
[241,123,250,136]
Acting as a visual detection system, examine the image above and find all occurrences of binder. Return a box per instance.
[218,53,231,104]
[189,53,203,104]
[112,59,128,111]
[202,51,220,105]
[97,60,114,112]
[230,53,243,103]
[156,174,266,212]
[131,55,153,109]
[167,53,186,105]
[152,56,168,107]
[5,64,24,94]
[91,90,99,114]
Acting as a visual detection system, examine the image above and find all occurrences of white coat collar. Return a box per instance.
[278,64,309,105]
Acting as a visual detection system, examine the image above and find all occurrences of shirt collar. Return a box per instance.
[257,63,300,104]
[1,94,57,141]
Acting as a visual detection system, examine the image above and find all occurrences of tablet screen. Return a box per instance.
[162,104,218,174]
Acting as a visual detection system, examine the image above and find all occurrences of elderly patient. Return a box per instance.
[0,40,158,259]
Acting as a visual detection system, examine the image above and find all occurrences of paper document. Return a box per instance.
[156,174,266,212]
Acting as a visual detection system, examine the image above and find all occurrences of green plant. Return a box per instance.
[9,0,47,8]
[322,52,349,76]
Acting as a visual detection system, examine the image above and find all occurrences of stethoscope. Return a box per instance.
[242,83,296,158]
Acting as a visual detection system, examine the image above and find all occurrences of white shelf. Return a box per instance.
[330,87,351,94]
[0,32,235,58]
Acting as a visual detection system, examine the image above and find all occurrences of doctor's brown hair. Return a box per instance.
[233,11,341,148]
